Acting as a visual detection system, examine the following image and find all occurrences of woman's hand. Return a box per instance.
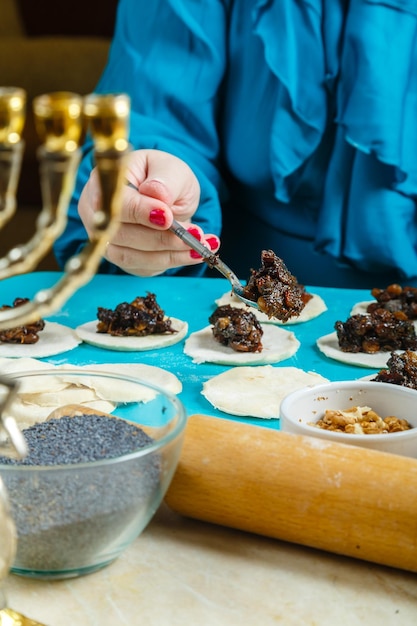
[78,149,220,276]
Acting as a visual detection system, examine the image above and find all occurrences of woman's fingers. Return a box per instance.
[105,234,220,277]
[78,149,219,277]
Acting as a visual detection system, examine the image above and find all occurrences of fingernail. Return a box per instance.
[187,227,201,241]
[149,208,166,227]
[206,236,220,251]
[190,250,202,259]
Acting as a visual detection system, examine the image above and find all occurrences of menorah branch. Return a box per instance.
[0,90,131,329]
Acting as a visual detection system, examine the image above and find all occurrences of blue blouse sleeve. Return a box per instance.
[54,0,229,275]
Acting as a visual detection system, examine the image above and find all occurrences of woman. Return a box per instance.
[54,0,417,288]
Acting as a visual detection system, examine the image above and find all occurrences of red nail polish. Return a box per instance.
[190,250,202,259]
[187,227,201,241]
[206,236,219,251]
[149,209,166,227]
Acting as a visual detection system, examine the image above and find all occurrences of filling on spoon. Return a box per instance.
[241,250,311,322]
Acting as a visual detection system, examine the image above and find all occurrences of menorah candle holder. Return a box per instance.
[0,86,132,625]
[0,87,131,328]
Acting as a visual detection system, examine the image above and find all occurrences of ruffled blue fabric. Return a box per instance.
[54,0,417,283]
[252,0,335,199]
[253,0,417,277]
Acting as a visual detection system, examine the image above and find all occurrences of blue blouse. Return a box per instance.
[54,0,417,287]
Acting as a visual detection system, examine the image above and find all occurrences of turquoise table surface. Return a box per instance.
[0,272,378,430]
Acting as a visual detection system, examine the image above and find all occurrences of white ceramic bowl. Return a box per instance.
[280,381,417,457]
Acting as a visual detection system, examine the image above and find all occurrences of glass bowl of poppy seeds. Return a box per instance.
[0,368,187,579]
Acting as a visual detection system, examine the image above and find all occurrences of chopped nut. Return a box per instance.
[309,405,412,435]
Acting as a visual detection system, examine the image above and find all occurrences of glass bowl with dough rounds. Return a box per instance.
[280,380,417,457]
[0,364,186,579]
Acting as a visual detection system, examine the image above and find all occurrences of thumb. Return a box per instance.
[138,178,172,204]
[127,149,200,221]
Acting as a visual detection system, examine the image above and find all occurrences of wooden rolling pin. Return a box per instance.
[165,414,417,573]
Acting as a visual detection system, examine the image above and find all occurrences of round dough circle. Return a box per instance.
[75,318,188,351]
[0,322,81,358]
[184,324,300,365]
[214,291,327,324]
[350,301,372,316]
[202,365,329,419]
[316,331,398,369]
[0,358,183,429]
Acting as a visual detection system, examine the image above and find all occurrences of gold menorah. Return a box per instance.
[0,85,131,327]
[0,85,131,624]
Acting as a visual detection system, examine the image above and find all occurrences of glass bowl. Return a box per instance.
[0,368,187,580]
[0,479,16,608]
[280,380,417,458]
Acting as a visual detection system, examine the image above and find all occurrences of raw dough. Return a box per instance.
[202,365,329,418]
[316,332,397,369]
[184,324,300,365]
[0,358,183,429]
[350,301,372,316]
[75,318,188,351]
[214,291,327,324]
[0,322,81,358]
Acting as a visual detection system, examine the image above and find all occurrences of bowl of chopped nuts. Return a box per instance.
[0,367,187,580]
[280,380,417,458]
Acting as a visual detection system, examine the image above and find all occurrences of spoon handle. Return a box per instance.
[169,220,215,263]
[170,220,243,292]
[125,181,243,291]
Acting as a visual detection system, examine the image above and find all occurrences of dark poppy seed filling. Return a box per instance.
[367,284,417,319]
[335,309,417,354]
[209,305,263,352]
[372,350,417,389]
[96,292,175,336]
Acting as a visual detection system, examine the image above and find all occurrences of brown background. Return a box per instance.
[0,0,118,270]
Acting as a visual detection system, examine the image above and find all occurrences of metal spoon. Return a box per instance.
[125,181,259,310]
[169,219,260,309]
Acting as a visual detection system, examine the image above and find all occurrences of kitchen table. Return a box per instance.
[1,272,417,625]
